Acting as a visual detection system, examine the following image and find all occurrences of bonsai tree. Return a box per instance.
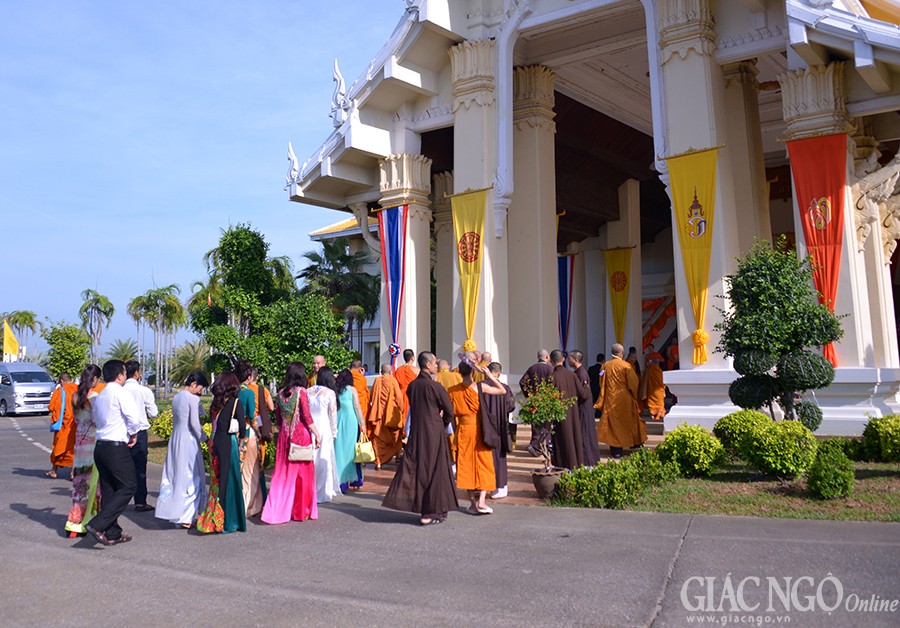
[715,238,843,430]
[517,377,577,471]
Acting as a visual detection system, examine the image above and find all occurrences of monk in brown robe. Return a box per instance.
[382,352,457,525]
[435,359,462,463]
[640,357,667,420]
[480,361,515,499]
[549,350,588,470]
[350,359,371,433]
[567,350,600,467]
[596,343,647,458]
[367,364,404,468]
[519,349,554,457]
[47,374,78,478]
[447,361,508,514]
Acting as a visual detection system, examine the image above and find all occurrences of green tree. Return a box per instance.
[41,322,91,379]
[715,238,843,426]
[105,338,139,362]
[298,237,379,330]
[79,289,115,363]
[169,339,210,386]
[137,285,185,398]
[4,310,42,353]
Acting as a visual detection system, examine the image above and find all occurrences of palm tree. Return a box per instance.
[298,238,379,326]
[5,310,41,356]
[268,255,297,296]
[138,285,183,398]
[105,338,139,362]
[127,294,152,365]
[79,290,115,363]
[169,339,210,387]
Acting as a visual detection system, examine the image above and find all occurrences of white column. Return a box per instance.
[656,0,744,429]
[432,171,455,360]
[722,60,772,251]
[449,39,509,368]
[602,179,642,354]
[507,65,559,373]
[378,153,433,365]
[567,245,588,355]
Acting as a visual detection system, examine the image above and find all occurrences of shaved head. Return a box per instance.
[611,343,625,357]
[380,364,392,375]
[537,349,550,362]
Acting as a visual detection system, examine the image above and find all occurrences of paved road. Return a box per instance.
[2,413,898,627]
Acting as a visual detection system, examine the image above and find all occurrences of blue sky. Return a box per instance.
[1,1,402,355]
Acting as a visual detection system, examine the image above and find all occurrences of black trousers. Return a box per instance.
[130,429,149,505]
[92,441,136,539]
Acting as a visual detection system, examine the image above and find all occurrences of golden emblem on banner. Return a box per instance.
[686,192,707,239]
[806,197,831,231]
[457,231,480,263]
[610,271,627,292]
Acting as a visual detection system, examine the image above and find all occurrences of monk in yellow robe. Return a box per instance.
[447,361,507,515]
[595,343,647,458]
[639,358,667,420]
[435,359,463,462]
[47,374,78,478]
[350,359,371,435]
[367,364,404,468]
[394,349,419,417]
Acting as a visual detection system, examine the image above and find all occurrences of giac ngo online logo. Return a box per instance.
[679,573,898,624]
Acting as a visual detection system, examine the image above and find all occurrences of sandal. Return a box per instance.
[477,505,494,515]
[420,518,443,526]
[466,505,482,516]
[134,504,154,512]
[44,471,57,479]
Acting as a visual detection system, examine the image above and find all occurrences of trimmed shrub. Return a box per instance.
[807,440,854,499]
[149,409,174,441]
[656,423,725,477]
[795,401,823,432]
[733,349,778,376]
[728,374,777,410]
[825,436,865,462]
[713,410,771,458]
[745,420,817,479]
[777,350,835,392]
[861,415,900,462]
[553,449,676,509]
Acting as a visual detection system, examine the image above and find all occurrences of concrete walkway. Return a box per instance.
[3,413,897,627]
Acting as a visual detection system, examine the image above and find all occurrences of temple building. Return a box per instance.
[289,0,900,435]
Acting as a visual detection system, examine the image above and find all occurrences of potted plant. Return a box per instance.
[517,377,577,498]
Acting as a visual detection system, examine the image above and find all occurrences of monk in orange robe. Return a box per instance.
[639,358,667,420]
[644,344,666,369]
[393,349,419,416]
[595,343,647,458]
[47,374,78,478]
[447,361,507,515]
[367,364,404,468]
[435,359,463,462]
[350,359,371,435]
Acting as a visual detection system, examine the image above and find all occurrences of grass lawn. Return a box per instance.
[633,461,900,522]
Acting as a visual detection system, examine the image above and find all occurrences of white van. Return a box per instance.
[0,363,55,416]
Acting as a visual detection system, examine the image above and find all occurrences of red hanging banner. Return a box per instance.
[786,133,847,366]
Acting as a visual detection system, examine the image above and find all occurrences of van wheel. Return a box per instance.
[0,400,7,417]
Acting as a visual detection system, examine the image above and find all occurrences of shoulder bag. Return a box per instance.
[257,383,274,442]
[354,430,376,464]
[227,399,240,434]
[287,390,316,462]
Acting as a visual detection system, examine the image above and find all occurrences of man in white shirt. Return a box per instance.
[86,360,142,546]
[124,360,158,511]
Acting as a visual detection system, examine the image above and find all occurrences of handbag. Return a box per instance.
[257,383,274,442]
[50,387,66,432]
[285,390,315,462]
[227,398,239,434]
[354,431,376,464]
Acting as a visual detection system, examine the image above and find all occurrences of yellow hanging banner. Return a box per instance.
[451,189,487,346]
[667,147,718,364]
[3,320,19,358]
[605,248,632,345]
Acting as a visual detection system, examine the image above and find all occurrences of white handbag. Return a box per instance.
[227,399,239,434]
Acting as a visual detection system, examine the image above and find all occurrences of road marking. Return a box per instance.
[6,417,52,453]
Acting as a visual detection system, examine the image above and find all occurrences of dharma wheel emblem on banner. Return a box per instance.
[610,271,627,292]
[807,197,832,230]
[686,192,707,239]
[457,231,480,263]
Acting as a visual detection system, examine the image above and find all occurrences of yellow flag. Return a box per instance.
[451,189,487,344]
[667,147,718,364]
[605,248,632,345]
[3,320,19,358]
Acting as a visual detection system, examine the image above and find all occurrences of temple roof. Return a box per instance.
[309,216,377,241]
